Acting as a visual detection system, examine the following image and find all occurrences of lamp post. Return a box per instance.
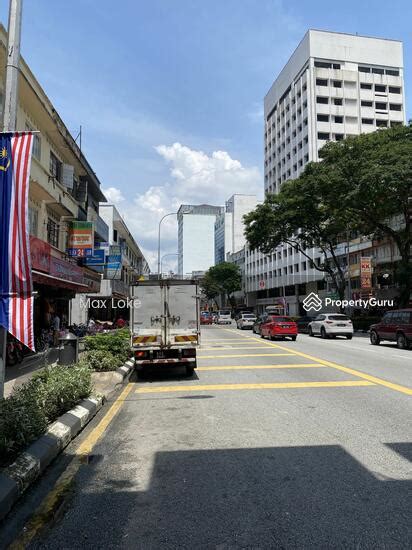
[160,253,182,279]
[157,212,177,279]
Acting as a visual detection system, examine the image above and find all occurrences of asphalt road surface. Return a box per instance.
[2,325,411,549]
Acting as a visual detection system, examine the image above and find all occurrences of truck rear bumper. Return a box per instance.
[135,357,197,366]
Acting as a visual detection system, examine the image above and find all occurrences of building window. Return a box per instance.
[361,118,374,125]
[375,84,386,93]
[375,102,387,110]
[389,103,402,111]
[333,98,343,105]
[376,120,388,127]
[316,96,328,104]
[361,100,373,107]
[389,86,401,94]
[332,80,342,88]
[47,218,59,248]
[358,66,370,73]
[28,207,38,236]
[334,116,343,123]
[391,121,402,127]
[316,78,328,86]
[317,132,330,140]
[317,114,329,122]
[360,83,372,90]
[49,151,61,182]
[335,134,344,141]
[372,67,384,75]
[25,122,41,161]
[386,69,399,76]
[315,61,332,68]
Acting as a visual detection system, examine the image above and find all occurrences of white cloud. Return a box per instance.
[104,143,262,272]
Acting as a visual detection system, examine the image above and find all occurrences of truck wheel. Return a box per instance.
[186,366,195,377]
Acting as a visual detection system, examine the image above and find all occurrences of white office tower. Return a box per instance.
[177,204,224,276]
[215,194,258,264]
[246,30,405,314]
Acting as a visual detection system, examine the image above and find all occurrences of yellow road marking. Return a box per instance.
[200,346,274,351]
[10,383,134,549]
[136,380,375,393]
[224,328,412,396]
[197,353,295,359]
[197,363,325,371]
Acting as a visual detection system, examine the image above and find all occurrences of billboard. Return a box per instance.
[68,221,94,257]
[104,245,122,280]
[360,257,372,289]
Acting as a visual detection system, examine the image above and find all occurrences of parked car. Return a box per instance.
[260,316,298,341]
[308,314,353,339]
[236,313,257,330]
[252,316,267,334]
[200,311,213,325]
[216,310,232,325]
[296,315,316,334]
[369,309,412,349]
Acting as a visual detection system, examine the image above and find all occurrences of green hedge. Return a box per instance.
[0,364,92,466]
[84,330,130,364]
[79,350,123,372]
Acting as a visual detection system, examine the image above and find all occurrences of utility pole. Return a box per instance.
[0,0,23,398]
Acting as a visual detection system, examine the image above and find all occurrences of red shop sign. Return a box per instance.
[49,256,83,284]
[30,236,51,273]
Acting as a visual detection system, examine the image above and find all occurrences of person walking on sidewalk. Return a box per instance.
[52,313,61,347]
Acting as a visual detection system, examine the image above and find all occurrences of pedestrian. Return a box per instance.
[52,312,61,347]
[115,316,126,329]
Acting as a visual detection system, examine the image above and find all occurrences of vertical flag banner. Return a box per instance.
[0,132,34,350]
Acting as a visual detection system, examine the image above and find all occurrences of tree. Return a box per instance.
[318,123,412,306]
[201,263,242,308]
[244,161,350,301]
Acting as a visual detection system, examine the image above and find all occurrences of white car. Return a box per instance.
[237,313,257,330]
[216,310,232,325]
[308,313,353,339]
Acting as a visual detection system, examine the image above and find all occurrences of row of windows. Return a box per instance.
[360,83,401,93]
[316,105,402,124]
[359,66,400,76]
[314,61,341,69]
[317,120,402,139]
[361,100,402,110]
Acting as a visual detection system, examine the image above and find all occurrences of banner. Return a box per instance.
[104,245,122,280]
[0,132,35,350]
[68,221,94,257]
[360,257,372,289]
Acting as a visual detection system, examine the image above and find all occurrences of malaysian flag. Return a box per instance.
[0,132,34,350]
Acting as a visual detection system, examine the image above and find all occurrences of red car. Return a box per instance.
[200,312,213,325]
[370,309,412,349]
[260,315,298,341]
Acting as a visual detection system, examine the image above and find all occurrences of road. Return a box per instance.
[2,325,411,549]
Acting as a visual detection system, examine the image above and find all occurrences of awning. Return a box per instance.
[32,270,89,292]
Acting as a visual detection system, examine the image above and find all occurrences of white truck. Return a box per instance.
[130,279,200,376]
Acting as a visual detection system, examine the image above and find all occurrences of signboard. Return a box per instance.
[68,221,94,257]
[259,280,265,289]
[82,268,102,293]
[104,245,122,280]
[30,236,51,273]
[360,256,372,289]
[83,248,105,266]
[50,257,83,284]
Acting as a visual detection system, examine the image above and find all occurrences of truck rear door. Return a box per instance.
[130,284,162,347]
[165,283,199,346]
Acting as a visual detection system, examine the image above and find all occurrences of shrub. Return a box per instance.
[0,364,92,466]
[84,330,130,363]
[79,350,122,372]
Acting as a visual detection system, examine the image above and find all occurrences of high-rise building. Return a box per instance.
[215,194,258,264]
[177,204,224,276]
[246,30,405,314]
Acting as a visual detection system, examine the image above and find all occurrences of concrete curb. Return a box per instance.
[0,359,134,522]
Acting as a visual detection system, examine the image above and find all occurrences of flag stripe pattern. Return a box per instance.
[0,132,34,351]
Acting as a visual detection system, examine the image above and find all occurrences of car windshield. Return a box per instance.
[329,315,350,321]
[219,311,230,315]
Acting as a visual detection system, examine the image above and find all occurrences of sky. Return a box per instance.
[1,0,411,271]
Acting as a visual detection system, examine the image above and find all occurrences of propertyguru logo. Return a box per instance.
[303,292,394,312]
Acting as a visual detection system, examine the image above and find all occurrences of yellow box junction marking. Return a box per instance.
[197,363,326,371]
[224,328,412,396]
[197,353,295,359]
[200,346,276,351]
[136,380,375,394]
[10,383,134,549]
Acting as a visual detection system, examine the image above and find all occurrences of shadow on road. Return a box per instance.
[25,443,412,549]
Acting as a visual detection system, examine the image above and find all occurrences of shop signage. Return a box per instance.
[30,236,51,272]
[50,257,83,284]
[360,256,372,289]
[83,248,105,266]
[83,268,101,293]
[104,245,122,280]
[68,221,94,257]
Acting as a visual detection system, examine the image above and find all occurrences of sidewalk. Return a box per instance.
[4,347,59,398]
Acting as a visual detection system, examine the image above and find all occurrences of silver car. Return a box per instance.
[237,313,257,330]
[217,310,232,325]
[308,313,353,339]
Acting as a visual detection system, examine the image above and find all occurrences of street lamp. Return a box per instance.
[160,253,182,279]
[157,212,177,280]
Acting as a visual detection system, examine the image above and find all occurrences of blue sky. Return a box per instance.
[1,0,411,269]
